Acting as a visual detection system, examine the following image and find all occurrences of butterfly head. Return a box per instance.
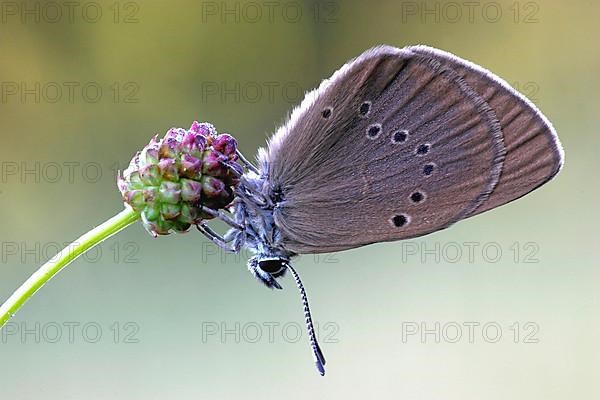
[247,255,290,289]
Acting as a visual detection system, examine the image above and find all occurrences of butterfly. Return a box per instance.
[196,45,564,375]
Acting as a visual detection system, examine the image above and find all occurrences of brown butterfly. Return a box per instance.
[197,45,563,375]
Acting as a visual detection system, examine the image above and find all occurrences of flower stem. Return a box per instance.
[0,207,140,330]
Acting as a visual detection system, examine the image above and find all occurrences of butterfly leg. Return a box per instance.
[197,224,237,252]
[200,206,244,230]
[235,188,269,209]
[235,149,259,174]
[224,228,246,253]
[220,159,244,179]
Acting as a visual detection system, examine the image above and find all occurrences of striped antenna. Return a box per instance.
[286,263,326,376]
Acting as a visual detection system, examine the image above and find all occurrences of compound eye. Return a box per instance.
[258,259,286,276]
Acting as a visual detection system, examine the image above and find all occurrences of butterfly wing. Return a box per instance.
[258,46,560,254]
[407,46,564,217]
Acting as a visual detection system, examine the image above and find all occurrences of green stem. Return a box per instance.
[0,207,140,330]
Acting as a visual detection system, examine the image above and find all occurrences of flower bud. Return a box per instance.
[212,134,238,159]
[117,120,241,236]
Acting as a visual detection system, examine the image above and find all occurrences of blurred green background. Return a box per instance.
[0,0,597,398]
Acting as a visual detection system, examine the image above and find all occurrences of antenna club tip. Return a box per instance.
[316,363,326,376]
